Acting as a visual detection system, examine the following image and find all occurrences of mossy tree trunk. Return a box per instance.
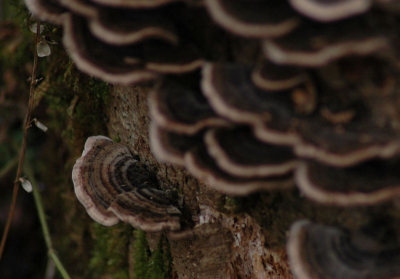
[2,7,398,278]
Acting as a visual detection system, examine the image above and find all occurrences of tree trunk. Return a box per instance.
[105,84,387,279]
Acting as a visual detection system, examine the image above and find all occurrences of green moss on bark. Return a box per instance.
[88,223,132,279]
[132,231,172,279]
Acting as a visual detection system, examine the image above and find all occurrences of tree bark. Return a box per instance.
[106,84,390,279]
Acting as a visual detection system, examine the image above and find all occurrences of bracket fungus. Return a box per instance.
[149,122,201,167]
[289,0,371,22]
[252,60,307,91]
[288,220,400,279]
[26,0,400,277]
[263,17,389,67]
[24,0,68,25]
[87,8,180,46]
[295,158,400,205]
[150,123,295,195]
[204,0,300,38]
[25,0,203,84]
[204,127,298,178]
[72,136,181,232]
[89,0,186,8]
[201,63,299,145]
[148,55,400,203]
[148,79,230,135]
[184,143,294,196]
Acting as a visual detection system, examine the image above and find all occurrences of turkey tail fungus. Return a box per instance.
[72,136,181,232]
[25,0,400,277]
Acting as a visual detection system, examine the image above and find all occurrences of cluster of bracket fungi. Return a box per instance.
[25,0,400,278]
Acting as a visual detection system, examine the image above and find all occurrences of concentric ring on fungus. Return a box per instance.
[148,79,231,135]
[24,0,203,85]
[295,158,400,206]
[87,8,180,46]
[25,0,400,277]
[24,0,68,25]
[72,136,181,232]
[288,220,400,279]
[184,143,294,196]
[89,0,184,8]
[204,0,301,38]
[289,0,371,22]
[204,127,298,178]
[262,17,389,67]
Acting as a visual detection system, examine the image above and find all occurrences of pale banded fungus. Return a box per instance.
[89,0,184,8]
[72,136,181,231]
[59,0,99,18]
[184,143,294,196]
[24,0,67,25]
[148,79,230,135]
[289,0,371,22]
[201,63,300,146]
[292,56,400,166]
[204,0,300,38]
[295,157,400,205]
[88,8,179,45]
[252,60,307,91]
[202,61,400,166]
[263,16,389,67]
[63,14,202,84]
[60,0,180,45]
[149,124,294,195]
[293,119,400,167]
[204,127,298,178]
[149,122,203,166]
[63,14,158,84]
[25,0,203,85]
[288,220,400,279]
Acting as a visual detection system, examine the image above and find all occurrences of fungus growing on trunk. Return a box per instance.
[72,136,181,231]
[204,127,298,178]
[184,143,294,195]
[201,63,301,145]
[295,158,400,205]
[88,8,179,46]
[89,0,183,8]
[263,17,388,67]
[24,0,67,25]
[149,122,203,166]
[24,0,202,84]
[252,60,307,91]
[202,63,294,125]
[289,0,371,22]
[204,0,300,38]
[148,79,230,135]
[25,0,400,276]
[288,220,400,279]
[149,124,295,195]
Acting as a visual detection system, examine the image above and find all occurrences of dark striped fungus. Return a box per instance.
[288,220,400,279]
[26,0,400,277]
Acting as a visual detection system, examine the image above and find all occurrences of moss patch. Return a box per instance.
[132,231,173,279]
[88,223,133,279]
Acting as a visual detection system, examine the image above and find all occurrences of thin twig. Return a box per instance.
[0,19,41,261]
[25,164,71,279]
